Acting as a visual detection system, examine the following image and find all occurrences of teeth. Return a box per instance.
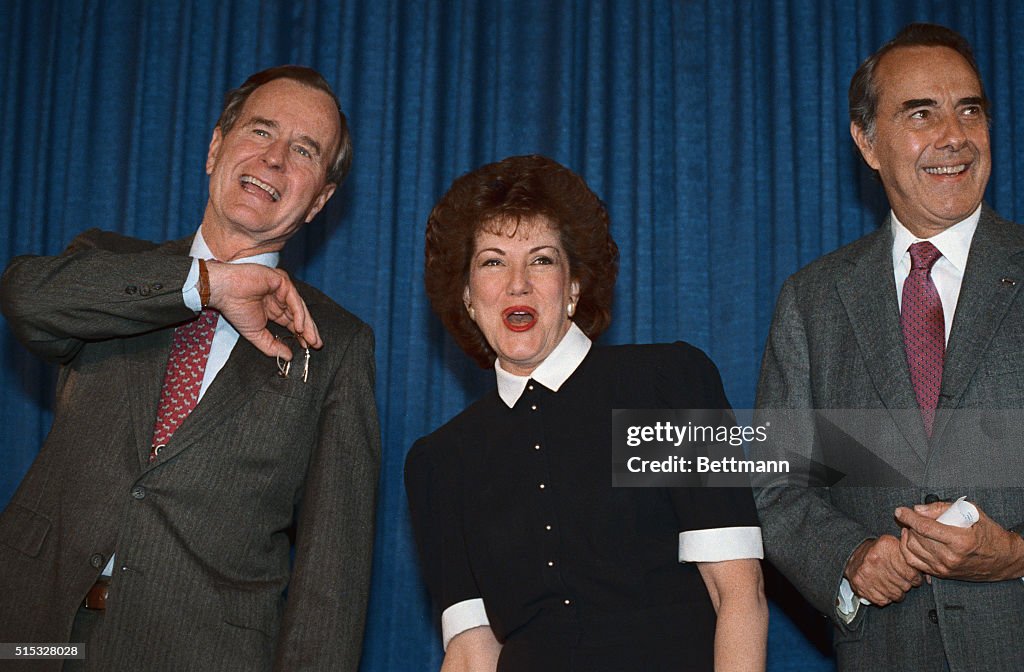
[240,175,281,201]
[924,164,966,175]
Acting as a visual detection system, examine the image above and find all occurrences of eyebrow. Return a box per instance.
[246,116,324,158]
[900,96,985,112]
[475,245,560,257]
[900,98,937,111]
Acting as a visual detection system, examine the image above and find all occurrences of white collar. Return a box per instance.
[190,228,280,268]
[494,322,592,408]
[890,205,980,274]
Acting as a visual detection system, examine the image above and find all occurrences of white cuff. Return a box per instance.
[836,578,862,623]
[678,526,763,562]
[441,598,490,650]
[182,257,202,311]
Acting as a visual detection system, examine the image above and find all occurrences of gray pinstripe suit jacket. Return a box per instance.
[755,206,1024,671]
[0,229,380,671]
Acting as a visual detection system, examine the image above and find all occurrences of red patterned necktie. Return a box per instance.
[900,241,944,436]
[150,309,219,460]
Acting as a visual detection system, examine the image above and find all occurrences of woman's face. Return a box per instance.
[465,217,579,376]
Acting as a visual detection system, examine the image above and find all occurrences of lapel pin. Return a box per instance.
[1000,277,1017,286]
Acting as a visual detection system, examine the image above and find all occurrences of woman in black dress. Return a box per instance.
[406,155,767,671]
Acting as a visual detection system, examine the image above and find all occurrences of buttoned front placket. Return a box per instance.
[520,381,577,618]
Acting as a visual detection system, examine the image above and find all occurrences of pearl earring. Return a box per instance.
[567,303,576,317]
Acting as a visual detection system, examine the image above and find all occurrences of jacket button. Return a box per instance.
[927,609,938,624]
[139,285,151,296]
[125,285,137,295]
[89,553,105,568]
[152,283,163,291]
[924,494,941,504]
[131,485,146,500]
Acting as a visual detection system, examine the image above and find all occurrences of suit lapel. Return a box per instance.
[144,323,292,466]
[127,330,175,468]
[836,222,931,460]
[125,237,195,469]
[933,208,1024,438]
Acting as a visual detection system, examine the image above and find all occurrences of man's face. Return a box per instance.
[204,78,340,255]
[851,46,990,237]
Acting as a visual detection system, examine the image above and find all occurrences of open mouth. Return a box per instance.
[240,175,281,201]
[923,164,967,176]
[502,306,537,332]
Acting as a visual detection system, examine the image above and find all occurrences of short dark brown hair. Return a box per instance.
[217,65,353,185]
[849,23,989,139]
[425,155,619,369]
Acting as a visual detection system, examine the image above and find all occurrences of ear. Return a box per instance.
[850,121,881,171]
[569,279,580,304]
[463,285,472,308]
[206,127,224,175]
[303,183,338,223]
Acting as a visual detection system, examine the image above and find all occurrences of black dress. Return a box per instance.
[405,342,761,671]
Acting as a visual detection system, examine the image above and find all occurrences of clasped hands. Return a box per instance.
[204,260,322,360]
[844,501,1024,607]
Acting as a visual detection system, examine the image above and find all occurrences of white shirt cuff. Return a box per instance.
[441,598,490,650]
[678,526,764,562]
[836,578,862,623]
[182,257,202,312]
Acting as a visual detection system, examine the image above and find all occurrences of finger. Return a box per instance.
[911,501,952,520]
[278,285,321,349]
[895,507,956,544]
[248,328,293,360]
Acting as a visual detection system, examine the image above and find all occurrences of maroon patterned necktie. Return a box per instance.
[900,241,944,436]
[150,309,219,460]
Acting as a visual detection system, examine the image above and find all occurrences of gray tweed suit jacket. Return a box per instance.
[0,229,381,671]
[755,206,1024,671]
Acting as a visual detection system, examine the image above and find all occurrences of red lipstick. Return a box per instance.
[502,306,537,332]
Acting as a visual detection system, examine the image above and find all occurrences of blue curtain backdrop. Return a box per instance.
[2,1,1023,669]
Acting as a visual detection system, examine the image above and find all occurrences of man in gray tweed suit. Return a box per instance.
[756,24,1024,671]
[0,66,380,671]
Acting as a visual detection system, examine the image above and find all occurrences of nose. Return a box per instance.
[936,112,967,151]
[506,264,532,296]
[261,140,288,170]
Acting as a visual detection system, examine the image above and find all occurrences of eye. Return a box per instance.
[961,105,983,118]
[293,145,312,159]
[909,109,930,120]
[252,128,271,138]
[531,255,555,265]
[480,257,504,267]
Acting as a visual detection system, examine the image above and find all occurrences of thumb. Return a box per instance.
[247,329,293,360]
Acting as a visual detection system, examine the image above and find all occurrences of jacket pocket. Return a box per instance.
[0,504,50,558]
[218,586,282,638]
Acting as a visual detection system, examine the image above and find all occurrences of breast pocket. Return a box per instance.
[0,504,50,558]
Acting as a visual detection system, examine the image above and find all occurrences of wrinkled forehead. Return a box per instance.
[240,79,341,150]
[875,46,983,105]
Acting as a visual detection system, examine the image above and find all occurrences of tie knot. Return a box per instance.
[909,241,942,271]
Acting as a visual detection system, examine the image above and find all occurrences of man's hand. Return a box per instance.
[844,535,924,606]
[896,502,1024,582]
[205,261,322,359]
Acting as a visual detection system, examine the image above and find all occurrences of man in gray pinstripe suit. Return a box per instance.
[755,24,1024,671]
[0,66,380,671]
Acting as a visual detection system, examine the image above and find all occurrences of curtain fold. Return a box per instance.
[3,2,1022,669]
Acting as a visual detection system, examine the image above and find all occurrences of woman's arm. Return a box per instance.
[697,558,768,672]
[440,626,502,672]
